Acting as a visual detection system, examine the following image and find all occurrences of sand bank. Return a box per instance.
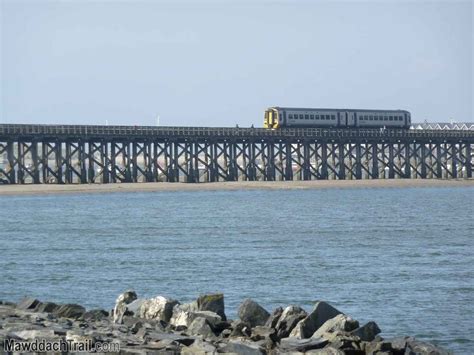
[0,179,472,196]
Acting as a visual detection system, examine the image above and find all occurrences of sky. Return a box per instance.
[0,0,472,126]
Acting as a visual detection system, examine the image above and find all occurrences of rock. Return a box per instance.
[81,309,109,322]
[53,304,86,319]
[16,297,40,311]
[275,305,308,339]
[65,331,96,346]
[230,319,252,338]
[350,321,381,342]
[279,337,329,352]
[265,306,283,328]
[312,314,359,339]
[34,302,59,313]
[250,325,277,342]
[290,301,342,339]
[220,339,265,355]
[406,339,451,355]
[10,329,56,340]
[125,298,145,316]
[113,290,138,324]
[170,309,221,328]
[138,296,179,323]
[186,317,216,339]
[238,298,270,327]
[197,293,226,321]
[181,339,216,354]
[306,347,345,354]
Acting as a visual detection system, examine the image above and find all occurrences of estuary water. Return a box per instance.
[0,186,473,352]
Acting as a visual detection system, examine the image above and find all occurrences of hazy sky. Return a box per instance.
[1,0,472,126]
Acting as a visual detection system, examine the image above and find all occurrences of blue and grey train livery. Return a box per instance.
[264,107,411,129]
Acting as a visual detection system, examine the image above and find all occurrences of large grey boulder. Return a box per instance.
[238,299,270,327]
[350,321,381,341]
[312,314,359,339]
[279,337,329,352]
[219,339,265,355]
[113,290,137,324]
[171,309,221,328]
[186,317,216,339]
[181,339,216,354]
[80,309,109,322]
[126,298,145,316]
[34,302,59,314]
[11,329,56,340]
[274,305,308,339]
[265,306,283,328]
[197,293,226,321]
[16,298,40,311]
[53,304,86,319]
[290,301,342,339]
[138,296,179,323]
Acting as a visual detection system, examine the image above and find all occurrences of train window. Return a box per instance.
[299,114,303,119]
[369,115,374,120]
[289,114,293,119]
[331,115,335,120]
[305,114,309,120]
[310,114,314,119]
[325,115,330,120]
[389,116,393,121]
[316,115,320,119]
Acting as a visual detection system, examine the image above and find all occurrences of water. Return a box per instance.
[0,186,473,352]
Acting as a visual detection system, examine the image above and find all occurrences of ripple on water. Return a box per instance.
[0,187,473,353]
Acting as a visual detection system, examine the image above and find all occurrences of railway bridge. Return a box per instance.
[0,124,473,184]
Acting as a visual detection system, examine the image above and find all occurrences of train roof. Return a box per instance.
[270,107,410,113]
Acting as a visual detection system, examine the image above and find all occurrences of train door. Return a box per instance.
[347,112,355,127]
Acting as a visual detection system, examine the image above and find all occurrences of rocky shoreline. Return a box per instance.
[0,292,450,354]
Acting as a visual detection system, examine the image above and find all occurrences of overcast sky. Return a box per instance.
[1,0,472,126]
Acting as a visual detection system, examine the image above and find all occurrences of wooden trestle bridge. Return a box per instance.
[0,124,473,184]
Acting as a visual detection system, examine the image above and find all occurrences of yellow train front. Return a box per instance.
[264,107,411,129]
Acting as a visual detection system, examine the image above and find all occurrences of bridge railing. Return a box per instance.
[0,124,473,140]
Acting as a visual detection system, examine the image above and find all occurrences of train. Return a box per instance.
[263,107,411,129]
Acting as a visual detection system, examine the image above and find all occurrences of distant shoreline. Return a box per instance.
[0,179,472,196]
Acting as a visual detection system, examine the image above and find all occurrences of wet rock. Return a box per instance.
[265,306,283,328]
[81,309,109,322]
[290,301,342,339]
[113,290,137,324]
[238,298,270,327]
[16,297,40,311]
[53,304,86,319]
[197,293,226,321]
[275,305,308,339]
[34,302,59,313]
[279,336,329,352]
[186,317,216,339]
[138,296,179,323]
[406,338,451,355]
[220,338,265,354]
[350,321,381,342]
[312,314,359,339]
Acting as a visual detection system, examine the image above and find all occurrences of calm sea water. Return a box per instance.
[0,186,473,352]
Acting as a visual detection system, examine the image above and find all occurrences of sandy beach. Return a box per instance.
[0,179,472,196]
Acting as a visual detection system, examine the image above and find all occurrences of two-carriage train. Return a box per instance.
[264,107,411,129]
